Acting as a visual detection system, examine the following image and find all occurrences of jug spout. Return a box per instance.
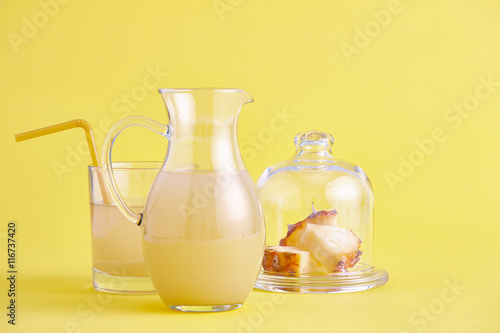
[235,88,254,105]
[158,88,253,122]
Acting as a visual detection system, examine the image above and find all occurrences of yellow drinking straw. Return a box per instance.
[15,119,111,203]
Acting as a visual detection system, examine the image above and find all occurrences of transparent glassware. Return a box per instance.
[89,162,160,294]
[101,88,265,312]
[255,131,388,293]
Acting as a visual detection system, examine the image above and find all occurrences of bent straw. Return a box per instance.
[15,119,111,204]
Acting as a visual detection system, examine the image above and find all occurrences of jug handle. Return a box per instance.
[101,116,170,225]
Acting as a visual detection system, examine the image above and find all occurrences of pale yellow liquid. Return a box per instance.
[91,204,148,277]
[142,170,265,306]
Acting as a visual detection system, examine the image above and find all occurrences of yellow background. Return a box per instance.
[1,0,499,332]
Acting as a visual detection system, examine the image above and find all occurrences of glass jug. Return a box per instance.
[101,89,265,312]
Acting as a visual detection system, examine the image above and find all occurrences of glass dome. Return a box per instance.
[255,130,388,293]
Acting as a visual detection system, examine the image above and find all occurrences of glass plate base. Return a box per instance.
[255,264,388,293]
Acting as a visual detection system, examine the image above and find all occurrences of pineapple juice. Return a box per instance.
[90,204,148,277]
[142,170,265,306]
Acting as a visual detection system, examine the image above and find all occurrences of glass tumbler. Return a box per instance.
[88,161,160,294]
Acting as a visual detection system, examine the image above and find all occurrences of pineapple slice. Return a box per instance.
[300,223,362,273]
[262,246,317,276]
[279,210,338,249]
